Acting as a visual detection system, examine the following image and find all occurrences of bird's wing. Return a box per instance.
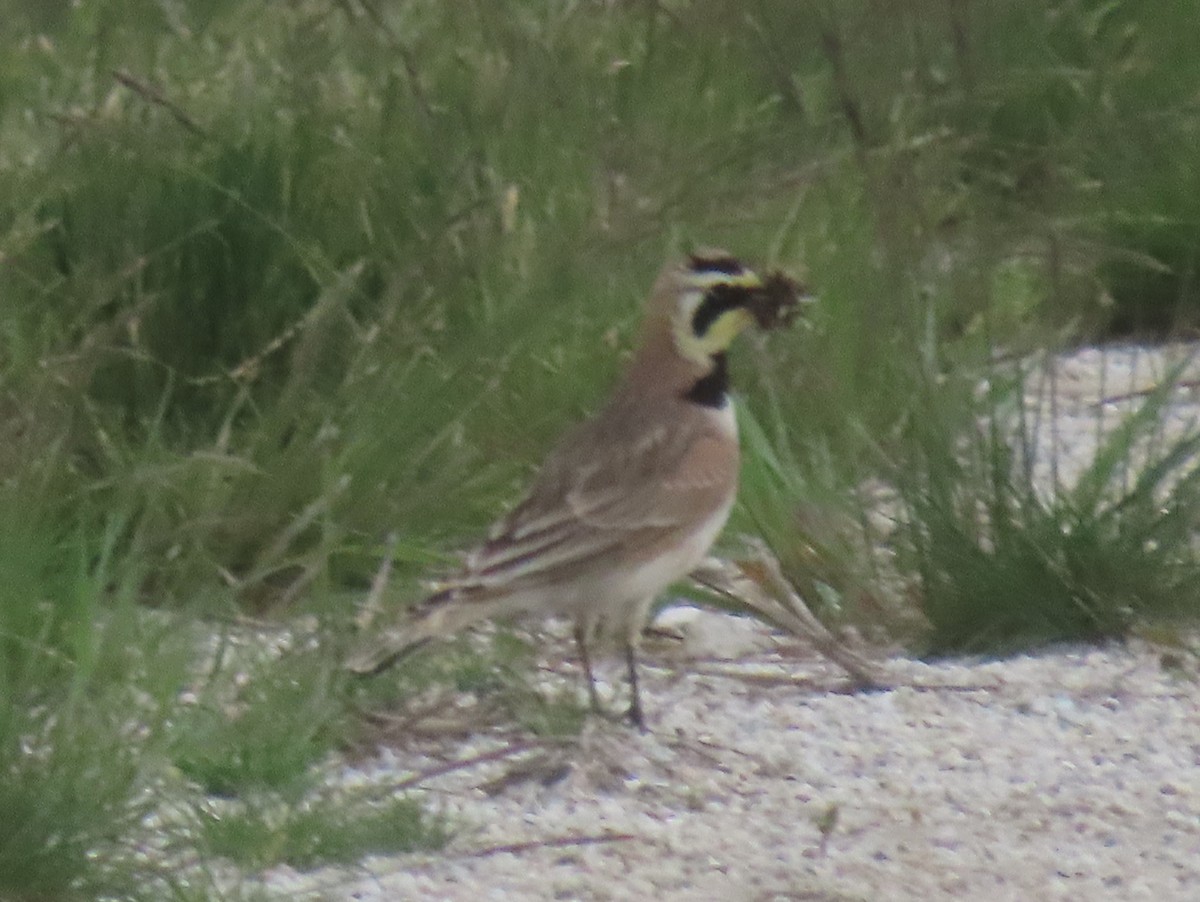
[440,409,737,595]
[345,421,736,675]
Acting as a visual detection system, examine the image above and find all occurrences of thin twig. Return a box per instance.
[688,667,847,690]
[690,545,886,687]
[387,739,556,793]
[464,832,637,860]
[1094,378,1200,408]
[816,22,869,156]
[112,69,206,136]
[348,0,435,126]
[357,531,400,629]
[745,6,806,116]
[245,474,351,586]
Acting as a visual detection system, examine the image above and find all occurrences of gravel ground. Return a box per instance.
[274,630,1198,902]
[268,346,1200,901]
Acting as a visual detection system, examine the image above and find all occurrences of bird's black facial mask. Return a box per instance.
[690,271,807,337]
[691,283,754,337]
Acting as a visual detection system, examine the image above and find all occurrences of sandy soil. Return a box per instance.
[271,628,1198,901]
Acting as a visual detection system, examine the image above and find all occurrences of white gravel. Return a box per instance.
[267,346,1200,901]
[271,632,1198,902]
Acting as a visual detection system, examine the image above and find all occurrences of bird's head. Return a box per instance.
[644,250,809,367]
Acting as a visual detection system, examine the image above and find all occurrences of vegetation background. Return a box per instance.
[2,0,1199,896]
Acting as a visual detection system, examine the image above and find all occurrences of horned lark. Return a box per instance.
[347,252,805,728]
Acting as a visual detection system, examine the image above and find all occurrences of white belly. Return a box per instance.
[570,492,736,647]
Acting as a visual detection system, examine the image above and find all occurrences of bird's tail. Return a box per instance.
[344,588,496,675]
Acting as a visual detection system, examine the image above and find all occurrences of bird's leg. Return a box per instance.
[624,641,647,731]
[573,623,602,713]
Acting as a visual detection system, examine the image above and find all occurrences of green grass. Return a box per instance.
[196,791,445,872]
[170,642,349,799]
[893,354,1200,655]
[3,0,1200,894]
[0,485,192,899]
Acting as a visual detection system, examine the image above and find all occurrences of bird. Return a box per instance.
[346,251,806,728]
